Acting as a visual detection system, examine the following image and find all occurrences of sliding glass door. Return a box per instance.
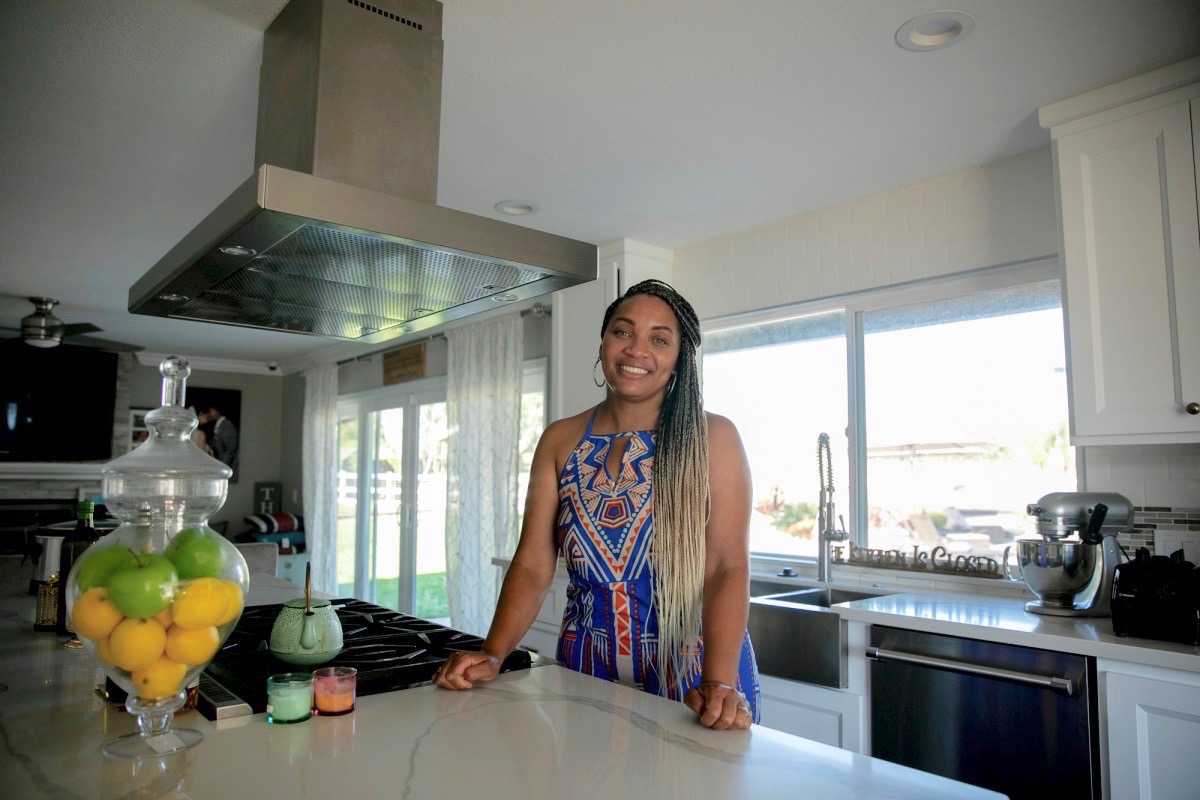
[337,379,448,619]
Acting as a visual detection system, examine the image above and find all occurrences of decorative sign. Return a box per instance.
[383,343,426,385]
[830,543,1003,579]
[254,482,283,515]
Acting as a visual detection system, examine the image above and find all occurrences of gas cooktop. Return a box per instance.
[198,599,534,720]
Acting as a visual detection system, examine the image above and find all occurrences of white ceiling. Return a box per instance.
[1,0,1197,371]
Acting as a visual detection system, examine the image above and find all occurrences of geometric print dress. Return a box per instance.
[554,409,761,720]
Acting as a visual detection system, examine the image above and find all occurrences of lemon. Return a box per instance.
[131,656,188,700]
[171,577,230,629]
[109,617,167,672]
[165,625,220,665]
[96,636,116,666]
[216,581,244,627]
[155,606,174,630]
[71,587,125,641]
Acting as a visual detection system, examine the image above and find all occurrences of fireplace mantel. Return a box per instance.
[0,463,106,482]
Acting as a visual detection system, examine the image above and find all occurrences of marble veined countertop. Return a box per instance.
[0,584,1004,800]
[836,591,1200,672]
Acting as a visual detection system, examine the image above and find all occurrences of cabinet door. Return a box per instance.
[1056,99,1200,442]
[757,674,864,752]
[1104,669,1200,800]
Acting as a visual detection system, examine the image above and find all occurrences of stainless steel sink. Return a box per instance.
[757,587,887,608]
[747,586,892,688]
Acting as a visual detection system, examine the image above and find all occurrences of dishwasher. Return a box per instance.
[867,625,1100,800]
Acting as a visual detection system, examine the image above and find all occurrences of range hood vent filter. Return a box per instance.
[171,224,555,339]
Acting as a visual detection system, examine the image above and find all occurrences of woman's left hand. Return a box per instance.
[684,681,752,730]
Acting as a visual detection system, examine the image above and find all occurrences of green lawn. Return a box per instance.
[364,572,448,619]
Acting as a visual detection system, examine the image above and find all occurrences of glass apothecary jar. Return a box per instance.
[65,356,249,759]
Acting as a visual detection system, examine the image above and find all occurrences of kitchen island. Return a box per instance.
[0,580,1005,800]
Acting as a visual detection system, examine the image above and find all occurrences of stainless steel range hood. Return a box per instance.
[129,0,595,343]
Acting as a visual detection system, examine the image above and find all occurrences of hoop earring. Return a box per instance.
[593,357,605,388]
[666,372,677,395]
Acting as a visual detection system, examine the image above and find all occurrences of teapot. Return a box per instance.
[269,564,343,665]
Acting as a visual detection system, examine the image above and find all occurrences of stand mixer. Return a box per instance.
[1018,491,1132,617]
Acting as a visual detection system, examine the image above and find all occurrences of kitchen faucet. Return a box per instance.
[816,433,847,583]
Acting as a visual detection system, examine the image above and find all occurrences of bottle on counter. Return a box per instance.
[56,500,103,640]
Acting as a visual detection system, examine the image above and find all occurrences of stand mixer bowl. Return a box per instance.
[1016,537,1100,607]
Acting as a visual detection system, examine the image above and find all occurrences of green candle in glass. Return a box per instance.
[267,673,313,724]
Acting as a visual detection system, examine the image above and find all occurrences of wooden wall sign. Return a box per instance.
[830,542,1003,579]
[383,342,426,385]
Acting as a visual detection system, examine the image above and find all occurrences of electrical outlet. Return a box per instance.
[1155,530,1200,562]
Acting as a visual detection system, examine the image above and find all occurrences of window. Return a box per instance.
[701,263,1076,575]
[704,310,848,559]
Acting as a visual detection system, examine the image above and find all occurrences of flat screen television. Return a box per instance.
[0,341,119,462]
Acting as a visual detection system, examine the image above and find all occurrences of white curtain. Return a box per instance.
[302,363,339,594]
[445,313,523,635]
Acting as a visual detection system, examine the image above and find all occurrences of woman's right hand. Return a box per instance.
[432,651,501,690]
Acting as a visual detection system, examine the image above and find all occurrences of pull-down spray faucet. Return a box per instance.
[816,433,847,583]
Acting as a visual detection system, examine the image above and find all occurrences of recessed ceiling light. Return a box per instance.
[492,294,519,303]
[219,245,257,257]
[494,200,539,216]
[895,10,974,52]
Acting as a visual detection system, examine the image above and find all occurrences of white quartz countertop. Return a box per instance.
[0,585,1004,800]
[836,591,1200,671]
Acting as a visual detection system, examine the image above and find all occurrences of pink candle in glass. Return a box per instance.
[313,666,356,716]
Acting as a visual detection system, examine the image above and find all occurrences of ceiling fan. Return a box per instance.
[1,297,143,352]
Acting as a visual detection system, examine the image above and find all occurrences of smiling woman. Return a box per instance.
[434,279,762,731]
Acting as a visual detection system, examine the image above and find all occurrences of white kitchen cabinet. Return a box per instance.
[757,674,865,751]
[1041,61,1200,444]
[1100,660,1200,800]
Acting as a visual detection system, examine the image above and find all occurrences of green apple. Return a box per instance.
[107,554,178,619]
[165,527,226,579]
[74,546,139,592]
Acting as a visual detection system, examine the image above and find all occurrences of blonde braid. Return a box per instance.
[601,280,708,695]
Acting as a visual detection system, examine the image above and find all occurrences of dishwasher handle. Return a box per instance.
[865,646,1076,696]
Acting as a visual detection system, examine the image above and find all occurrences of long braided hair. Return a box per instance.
[600,279,707,694]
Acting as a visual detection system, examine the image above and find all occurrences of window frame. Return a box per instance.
[701,259,1079,576]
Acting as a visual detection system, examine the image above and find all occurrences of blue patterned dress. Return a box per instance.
[555,409,760,720]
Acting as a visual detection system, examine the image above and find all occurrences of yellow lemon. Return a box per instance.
[109,617,167,672]
[171,578,230,630]
[165,625,220,665]
[131,656,188,700]
[71,587,125,641]
[155,606,173,630]
[216,581,244,627]
[96,636,116,666]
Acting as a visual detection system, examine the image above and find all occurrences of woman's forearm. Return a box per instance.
[700,562,750,685]
[481,560,556,659]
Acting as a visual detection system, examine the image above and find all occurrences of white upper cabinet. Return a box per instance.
[1041,59,1200,444]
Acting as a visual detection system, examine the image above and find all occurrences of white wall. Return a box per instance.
[673,148,1058,318]
[672,147,1200,510]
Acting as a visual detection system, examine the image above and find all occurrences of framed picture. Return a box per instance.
[186,387,242,482]
[129,408,152,451]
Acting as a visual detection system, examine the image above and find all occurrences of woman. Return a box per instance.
[434,280,760,730]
